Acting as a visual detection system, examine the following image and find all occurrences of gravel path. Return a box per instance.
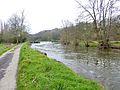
[0,45,21,90]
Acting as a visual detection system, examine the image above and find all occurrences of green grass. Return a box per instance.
[110,41,120,47]
[0,44,15,55]
[17,43,104,90]
[88,41,98,47]
[79,41,98,47]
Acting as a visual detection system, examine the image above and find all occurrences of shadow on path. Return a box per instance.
[0,52,14,80]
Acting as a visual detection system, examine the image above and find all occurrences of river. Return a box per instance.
[31,41,120,90]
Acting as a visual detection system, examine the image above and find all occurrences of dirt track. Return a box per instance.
[0,45,21,90]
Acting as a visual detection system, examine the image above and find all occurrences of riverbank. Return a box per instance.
[77,41,120,48]
[17,43,103,90]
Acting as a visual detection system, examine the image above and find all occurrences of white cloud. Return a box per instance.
[0,0,78,34]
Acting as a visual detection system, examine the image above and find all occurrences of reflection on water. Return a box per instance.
[31,42,120,90]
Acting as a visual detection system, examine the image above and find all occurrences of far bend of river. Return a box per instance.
[31,42,120,90]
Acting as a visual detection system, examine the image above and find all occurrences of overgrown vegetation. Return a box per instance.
[0,44,15,55]
[0,10,29,44]
[60,0,120,49]
[17,43,103,90]
[60,17,120,48]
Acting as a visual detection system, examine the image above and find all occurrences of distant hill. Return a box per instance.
[30,28,62,42]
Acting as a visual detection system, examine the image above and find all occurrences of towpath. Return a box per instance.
[0,45,21,90]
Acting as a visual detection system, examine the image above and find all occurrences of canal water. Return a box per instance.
[31,42,120,90]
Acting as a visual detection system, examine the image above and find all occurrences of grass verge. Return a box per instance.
[110,41,120,47]
[17,43,104,90]
[0,44,15,55]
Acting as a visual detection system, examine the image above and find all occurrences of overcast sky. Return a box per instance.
[0,0,79,34]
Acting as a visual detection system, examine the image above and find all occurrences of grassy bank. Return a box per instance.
[0,44,15,55]
[79,41,98,47]
[79,41,120,47]
[17,43,103,90]
[110,41,120,47]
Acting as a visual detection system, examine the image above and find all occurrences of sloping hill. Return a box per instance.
[30,28,62,42]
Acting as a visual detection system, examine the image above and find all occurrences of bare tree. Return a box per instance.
[0,21,3,43]
[75,0,120,48]
[61,20,73,45]
[8,10,28,43]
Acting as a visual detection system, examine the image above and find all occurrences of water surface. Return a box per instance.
[31,42,120,90]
